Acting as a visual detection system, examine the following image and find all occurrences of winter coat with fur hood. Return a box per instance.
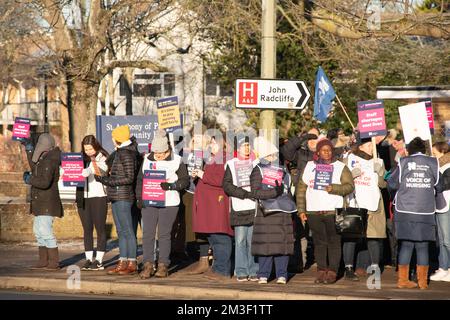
[26,147,63,218]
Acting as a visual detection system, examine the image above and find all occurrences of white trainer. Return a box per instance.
[441,269,450,282]
[258,277,268,284]
[430,268,448,281]
[276,277,287,284]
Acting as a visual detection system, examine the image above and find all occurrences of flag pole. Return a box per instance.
[335,94,355,131]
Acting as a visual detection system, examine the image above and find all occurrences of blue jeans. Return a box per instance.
[111,201,137,260]
[207,234,232,277]
[234,226,259,277]
[398,241,429,266]
[437,209,450,269]
[33,216,57,248]
[258,255,289,279]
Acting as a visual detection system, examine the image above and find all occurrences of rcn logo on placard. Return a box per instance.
[408,162,417,171]
[238,82,258,105]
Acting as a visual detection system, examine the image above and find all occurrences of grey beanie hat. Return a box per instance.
[151,129,169,153]
[32,133,55,163]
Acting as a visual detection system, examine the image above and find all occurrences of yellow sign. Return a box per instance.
[156,96,181,130]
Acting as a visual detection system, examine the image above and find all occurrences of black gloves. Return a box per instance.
[94,175,102,183]
[306,133,318,140]
[274,180,284,196]
[160,182,176,191]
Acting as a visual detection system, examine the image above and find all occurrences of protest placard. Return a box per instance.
[156,96,182,132]
[419,99,435,135]
[12,117,31,141]
[357,100,387,138]
[234,160,254,187]
[142,170,166,207]
[313,164,333,190]
[261,165,284,188]
[187,149,203,177]
[61,153,85,187]
[398,102,431,144]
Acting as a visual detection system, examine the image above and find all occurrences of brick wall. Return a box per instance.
[0,201,143,242]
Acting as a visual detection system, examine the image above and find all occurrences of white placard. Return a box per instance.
[398,102,432,144]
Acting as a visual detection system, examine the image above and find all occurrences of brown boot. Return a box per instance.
[185,256,210,275]
[324,270,337,284]
[203,269,230,282]
[119,260,137,275]
[30,247,48,270]
[417,265,429,290]
[355,268,367,277]
[139,262,156,279]
[155,263,169,278]
[397,265,418,289]
[314,269,327,284]
[45,247,60,270]
[107,260,128,275]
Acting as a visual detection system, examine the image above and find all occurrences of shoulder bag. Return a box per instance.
[335,194,368,238]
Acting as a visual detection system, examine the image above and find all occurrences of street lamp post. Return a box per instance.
[44,73,48,133]
[38,64,50,133]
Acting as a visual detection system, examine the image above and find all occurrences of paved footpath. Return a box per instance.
[0,241,449,300]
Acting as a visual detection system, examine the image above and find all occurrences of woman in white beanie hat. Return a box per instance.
[248,136,295,284]
[135,129,189,278]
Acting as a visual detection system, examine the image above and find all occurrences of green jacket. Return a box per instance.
[296,161,354,214]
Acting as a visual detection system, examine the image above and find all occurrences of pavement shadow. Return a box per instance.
[59,253,86,269]
[59,240,144,269]
[102,241,144,268]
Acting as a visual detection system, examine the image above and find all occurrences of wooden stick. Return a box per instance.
[372,137,378,161]
[335,94,356,131]
[168,132,175,151]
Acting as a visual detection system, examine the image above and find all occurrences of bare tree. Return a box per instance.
[11,0,186,151]
[0,1,42,113]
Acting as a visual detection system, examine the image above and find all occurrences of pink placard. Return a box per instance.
[61,153,84,187]
[262,166,284,187]
[425,103,434,132]
[12,117,30,141]
[142,170,166,207]
[357,100,387,138]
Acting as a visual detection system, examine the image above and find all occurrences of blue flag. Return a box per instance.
[314,67,336,123]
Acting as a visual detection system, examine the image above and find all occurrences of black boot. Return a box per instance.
[344,266,359,281]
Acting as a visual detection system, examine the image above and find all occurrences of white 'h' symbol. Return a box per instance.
[243,83,254,97]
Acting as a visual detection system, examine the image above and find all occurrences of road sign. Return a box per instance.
[235,79,310,110]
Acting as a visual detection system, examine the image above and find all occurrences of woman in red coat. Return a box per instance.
[192,133,234,281]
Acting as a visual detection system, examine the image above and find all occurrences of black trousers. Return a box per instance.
[307,213,341,272]
[78,197,108,252]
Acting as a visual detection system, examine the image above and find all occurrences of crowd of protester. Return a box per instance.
[21,123,450,289]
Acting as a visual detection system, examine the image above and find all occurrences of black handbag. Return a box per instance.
[259,192,297,217]
[335,195,368,238]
